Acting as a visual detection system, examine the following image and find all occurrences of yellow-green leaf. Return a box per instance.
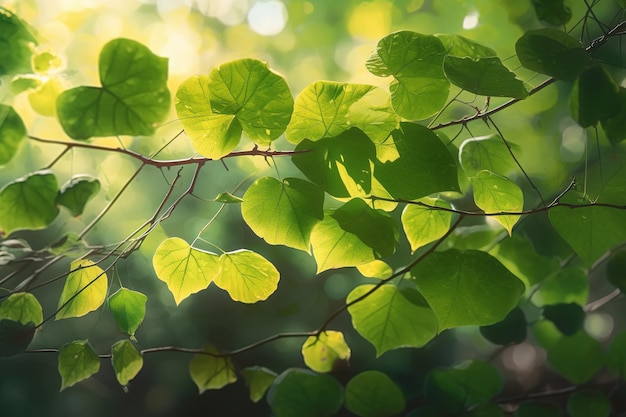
[401,198,452,253]
[56,260,108,320]
[243,366,277,403]
[111,339,143,386]
[471,170,523,235]
[0,292,43,326]
[214,250,280,303]
[189,344,237,394]
[302,331,351,373]
[152,237,220,305]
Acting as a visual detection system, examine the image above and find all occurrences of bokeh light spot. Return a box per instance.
[247,0,288,36]
[347,1,392,40]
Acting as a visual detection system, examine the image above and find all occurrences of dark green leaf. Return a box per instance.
[293,128,376,198]
[411,249,524,329]
[267,368,343,417]
[57,175,100,217]
[347,285,438,356]
[345,371,405,417]
[607,250,626,292]
[542,303,585,336]
[515,401,562,417]
[531,0,572,25]
[108,288,147,337]
[547,331,604,384]
[0,292,43,326]
[567,390,611,417]
[0,105,26,166]
[243,366,277,403]
[366,31,449,120]
[242,177,324,252]
[607,330,626,378]
[570,65,620,127]
[311,199,398,272]
[58,340,101,390]
[57,38,170,139]
[480,307,527,345]
[189,344,237,393]
[374,123,460,200]
[0,171,59,237]
[444,56,528,98]
[516,28,591,81]
[601,89,626,145]
[0,319,35,357]
[0,7,37,76]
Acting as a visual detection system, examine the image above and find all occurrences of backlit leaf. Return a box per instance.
[189,344,237,393]
[108,288,147,337]
[242,177,324,252]
[471,170,523,235]
[533,266,588,306]
[569,65,620,128]
[347,285,438,356]
[310,199,398,273]
[374,123,460,200]
[214,250,279,303]
[444,56,528,98]
[57,175,100,217]
[411,249,524,330]
[58,340,100,390]
[56,260,108,320]
[516,28,591,81]
[0,7,37,76]
[547,331,604,384]
[243,366,277,403]
[366,31,449,120]
[111,339,143,386]
[436,34,497,58]
[459,134,519,177]
[0,105,26,166]
[0,171,59,236]
[302,331,351,373]
[152,237,220,305]
[267,368,343,417]
[402,197,452,253]
[356,260,393,279]
[57,38,170,139]
[176,59,293,158]
[0,292,43,326]
[345,371,405,417]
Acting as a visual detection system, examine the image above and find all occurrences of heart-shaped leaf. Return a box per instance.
[111,339,143,386]
[58,340,100,390]
[214,250,280,303]
[56,260,108,320]
[301,331,351,373]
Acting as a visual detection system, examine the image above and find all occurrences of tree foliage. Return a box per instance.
[1,1,626,416]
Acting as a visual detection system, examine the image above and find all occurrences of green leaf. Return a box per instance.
[542,303,585,336]
[515,401,562,417]
[459,134,519,177]
[0,171,60,237]
[531,0,572,26]
[547,331,604,384]
[176,58,293,158]
[444,56,528,98]
[33,51,63,73]
[608,330,626,378]
[50,232,84,256]
[533,266,588,306]
[567,390,611,417]
[569,65,620,128]
[242,177,324,252]
[108,288,147,337]
[471,170,523,235]
[0,105,27,166]
[267,368,343,417]
[411,249,524,330]
[601,88,626,145]
[286,81,396,144]
[374,123,460,200]
[56,38,170,139]
[531,319,563,351]
[479,307,527,345]
[0,319,35,357]
[111,340,143,386]
[189,344,237,393]
[402,197,452,253]
[10,75,41,95]
[214,250,280,303]
[56,175,100,217]
[347,285,438,356]
[549,194,626,266]
[310,199,398,273]
[516,28,591,81]
[0,7,37,76]
[607,250,626,292]
[58,340,101,390]
[152,237,220,305]
[243,366,277,403]
[56,259,108,320]
[301,331,351,373]
[356,260,393,279]
[436,34,497,58]
[292,128,376,198]
[0,292,43,326]
[213,192,243,204]
[366,31,450,120]
[345,371,405,417]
